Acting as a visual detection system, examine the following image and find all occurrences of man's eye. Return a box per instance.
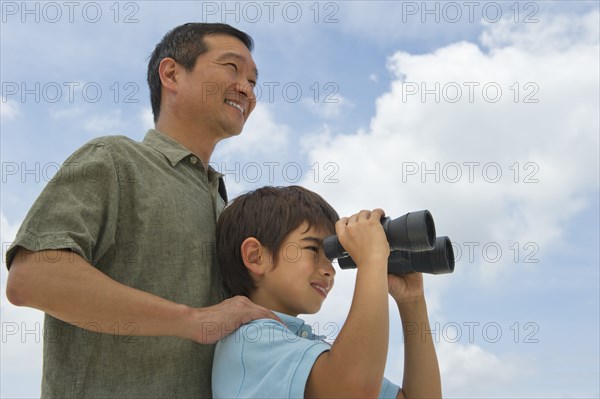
[225,63,237,71]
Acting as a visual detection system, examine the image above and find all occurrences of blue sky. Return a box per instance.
[1,1,599,397]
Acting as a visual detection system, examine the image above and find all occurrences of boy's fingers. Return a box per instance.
[357,209,372,220]
[371,208,385,219]
[342,208,386,223]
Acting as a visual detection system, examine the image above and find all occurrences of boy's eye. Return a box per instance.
[305,246,319,253]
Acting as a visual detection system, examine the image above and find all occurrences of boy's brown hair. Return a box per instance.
[216,186,339,297]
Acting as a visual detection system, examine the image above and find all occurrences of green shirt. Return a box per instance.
[6,129,227,398]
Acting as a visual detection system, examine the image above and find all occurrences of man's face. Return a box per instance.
[258,223,336,316]
[177,34,258,138]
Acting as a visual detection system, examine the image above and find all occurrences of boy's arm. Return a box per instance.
[306,209,391,398]
[7,248,279,344]
[390,273,442,399]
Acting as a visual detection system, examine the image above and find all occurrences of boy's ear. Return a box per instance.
[240,237,268,276]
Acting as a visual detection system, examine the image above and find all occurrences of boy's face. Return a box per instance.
[255,223,335,316]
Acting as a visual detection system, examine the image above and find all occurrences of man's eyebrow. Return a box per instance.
[215,52,259,80]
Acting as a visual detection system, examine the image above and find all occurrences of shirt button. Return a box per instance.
[301,330,309,338]
[190,156,198,164]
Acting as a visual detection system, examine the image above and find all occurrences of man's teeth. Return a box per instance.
[225,100,244,115]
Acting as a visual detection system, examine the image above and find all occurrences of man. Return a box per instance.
[5,23,278,398]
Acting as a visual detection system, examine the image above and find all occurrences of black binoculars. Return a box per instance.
[323,210,455,276]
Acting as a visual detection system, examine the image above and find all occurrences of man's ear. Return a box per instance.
[241,237,268,276]
[158,57,180,93]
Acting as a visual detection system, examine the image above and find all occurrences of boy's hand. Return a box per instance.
[388,272,425,303]
[336,208,390,268]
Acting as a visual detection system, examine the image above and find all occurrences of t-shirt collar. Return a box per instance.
[272,311,319,340]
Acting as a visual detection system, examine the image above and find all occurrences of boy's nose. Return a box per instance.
[321,259,336,277]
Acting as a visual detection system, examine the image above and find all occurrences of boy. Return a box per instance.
[213,186,442,398]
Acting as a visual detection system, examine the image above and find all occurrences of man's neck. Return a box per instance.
[155,119,219,167]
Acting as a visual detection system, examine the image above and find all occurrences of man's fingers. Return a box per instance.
[233,297,283,325]
[251,304,284,326]
[264,310,285,326]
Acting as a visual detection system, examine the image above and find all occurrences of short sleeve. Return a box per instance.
[212,319,331,398]
[6,139,120,268]
[380,377,401,398]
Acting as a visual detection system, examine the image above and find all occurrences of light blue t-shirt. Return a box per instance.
[212,312,401,398]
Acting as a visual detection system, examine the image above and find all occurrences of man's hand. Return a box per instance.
[7,248,281,345]
[190,296,281,344]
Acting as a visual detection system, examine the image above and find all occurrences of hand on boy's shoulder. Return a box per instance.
[193,296,282,344]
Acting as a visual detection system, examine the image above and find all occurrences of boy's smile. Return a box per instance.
[249,223,335,316]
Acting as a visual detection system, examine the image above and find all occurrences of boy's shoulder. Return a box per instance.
[221,317,289,347]
[219,313,329,347]
[213,316,332,399]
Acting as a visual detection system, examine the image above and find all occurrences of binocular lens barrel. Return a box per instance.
[384,210,436,252]
[337,236,455,276]
[323,210,436,260]
[324,210,455,276]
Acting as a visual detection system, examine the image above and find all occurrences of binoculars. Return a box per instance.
[323,210,455,276]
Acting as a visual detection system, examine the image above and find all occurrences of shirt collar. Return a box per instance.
[273,311,318,340]
[142,129,195,167]
[142,129,227,203]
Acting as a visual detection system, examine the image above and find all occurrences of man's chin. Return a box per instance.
[219,124,244,139]
[228,128,244,138]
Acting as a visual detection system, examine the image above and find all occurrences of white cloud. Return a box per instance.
[49,105,85,120]
[84,109,127,134]
[480,11,600,53]
[302,93,354,119]
[215,103,291,159]
[1,212,19,250]
[212,103,294,195]
[1,97,19,120]
[301,11,599,284]
[140,107,154,131]
[436,342,532,397]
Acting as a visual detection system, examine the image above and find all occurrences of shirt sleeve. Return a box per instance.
[6,138,120,268]
[212,319,331,399]
[380,377,401,398]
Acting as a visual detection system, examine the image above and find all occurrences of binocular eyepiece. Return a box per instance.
[323,210,455,276]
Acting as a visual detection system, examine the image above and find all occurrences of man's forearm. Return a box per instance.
[7,249,200,341]
[398,295,442,398]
